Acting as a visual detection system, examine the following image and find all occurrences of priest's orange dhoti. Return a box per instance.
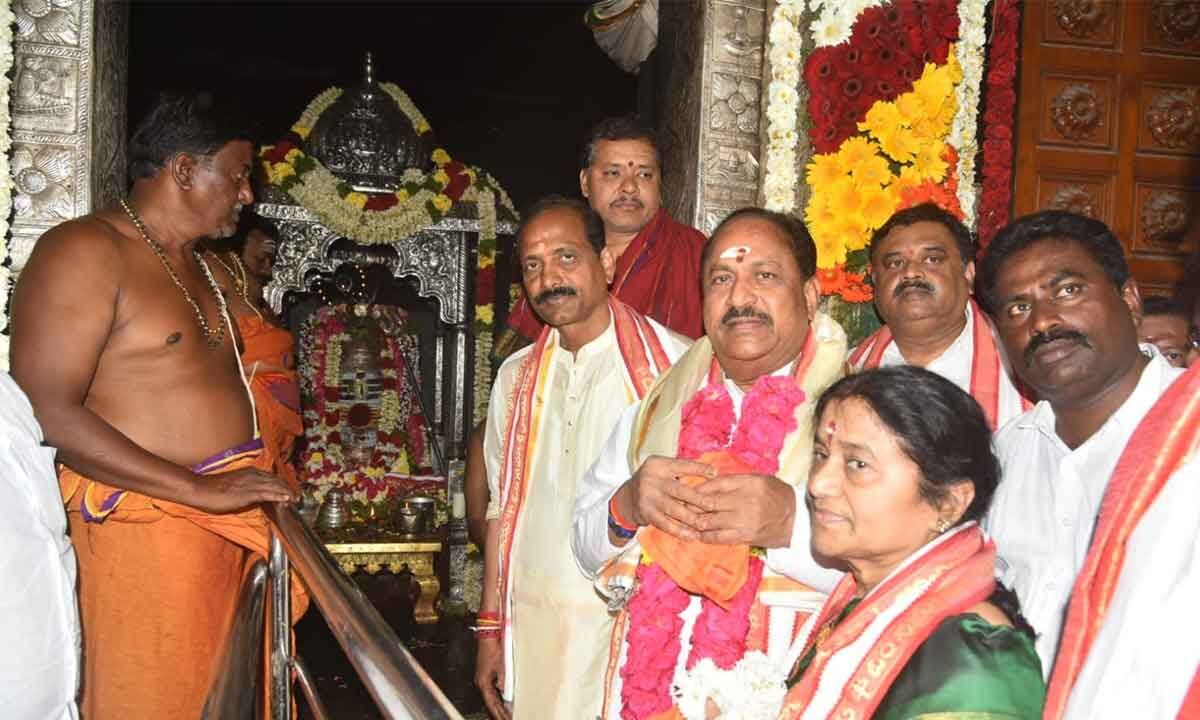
[60,439,309,720]
[238,313,303,489]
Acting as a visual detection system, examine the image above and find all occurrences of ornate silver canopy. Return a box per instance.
[305,53,431,192]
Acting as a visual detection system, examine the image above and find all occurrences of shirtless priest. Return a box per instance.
[573,207,847,719]
[10,95,297,720]
[476,195,688,719]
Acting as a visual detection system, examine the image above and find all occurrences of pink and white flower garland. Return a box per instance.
[620,374,805,719]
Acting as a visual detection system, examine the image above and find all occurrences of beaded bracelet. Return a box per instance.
[607,495,638,540]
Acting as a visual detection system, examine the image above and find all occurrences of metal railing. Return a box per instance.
[204,502,464,720]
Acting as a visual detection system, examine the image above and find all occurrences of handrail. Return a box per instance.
[202,559,268,719]
[264,502,464,720]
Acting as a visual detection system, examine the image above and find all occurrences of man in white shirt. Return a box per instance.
[475,195,688,719]
[0,373,79,719]
[572,208,847,718]
[978,209,1197,718]
[850,202,1029,429]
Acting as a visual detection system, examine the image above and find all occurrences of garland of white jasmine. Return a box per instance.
[762,0,805,213]
[949,0,989,228]
[0,2,15,370]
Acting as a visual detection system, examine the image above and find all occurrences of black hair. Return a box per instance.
[515,194,606,256]
[814,366,1000,526]
[977,210,1130,313]
[128,94,254,183]
[579,114,661,171]
[869,202,975,267]
[702,206,817,280]
[1142,295,1187,318]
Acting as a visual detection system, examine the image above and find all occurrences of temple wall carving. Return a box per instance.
[9,0,127,273]
[656,0,768,234]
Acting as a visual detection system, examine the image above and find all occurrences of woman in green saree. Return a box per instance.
[781,365,1044,719]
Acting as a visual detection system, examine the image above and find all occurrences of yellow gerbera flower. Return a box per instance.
[851,152,892,189]
[805,194,838,233]
[877,125,918,164]
[806,153,846,188]
[431,148,451,166]
[814,229,848,270]
[913,143,949,181]
[433,169,450,186]
[828,177,862,216]
[860,101,905,140]
[840,215,871,251]
[893,165,924,195]
[345,192,368,210]
[860,185,897,231]
[432,194,452,213]
[837,136,877,170]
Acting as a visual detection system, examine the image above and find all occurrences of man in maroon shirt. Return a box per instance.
[508,115,706,340]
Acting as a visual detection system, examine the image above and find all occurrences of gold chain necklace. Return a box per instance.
[120,199,228,347]
[209,250,263,321]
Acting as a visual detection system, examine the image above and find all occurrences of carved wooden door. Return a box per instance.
[1013,1,1200,292]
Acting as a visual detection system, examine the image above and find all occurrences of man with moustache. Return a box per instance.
[10,95,297,719]
[850,203,1029,429]
[573,208,847,718]
[978,210,1199,718]
[507,115,706,340]
[475,196,689,719]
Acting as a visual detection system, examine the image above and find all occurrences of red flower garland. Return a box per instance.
[806,0,960,154]
[978,0,1022,250]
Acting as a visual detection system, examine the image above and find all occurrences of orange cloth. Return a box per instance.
[509,208,707,339]
[638,450,751,606]
[239,314,303,489]
[61,443,308,720]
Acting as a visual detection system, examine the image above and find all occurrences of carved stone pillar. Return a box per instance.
[655,0,767,234]
[9,0,128,273]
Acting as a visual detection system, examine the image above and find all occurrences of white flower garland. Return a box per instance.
[671,652,787,720]
[763,0,805,212]
[948,0,989,229]
[0,2,15,370]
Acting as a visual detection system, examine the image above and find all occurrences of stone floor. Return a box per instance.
[294,571,486,719]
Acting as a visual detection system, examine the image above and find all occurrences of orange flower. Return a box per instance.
[817,267,847,296]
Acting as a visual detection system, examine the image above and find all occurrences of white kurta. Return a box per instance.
[484,314,688,718]
[0,373,80,720]
[985,348,1183,673]
[854,306,1028,428]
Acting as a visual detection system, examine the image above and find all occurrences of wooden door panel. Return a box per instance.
[1016,0,1199,289]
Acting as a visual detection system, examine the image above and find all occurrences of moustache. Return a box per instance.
[534,286,577,305]
[1023,327,1093,367]
[721,305,772,326]
[893,278,934,297]
[611,196,643,208]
